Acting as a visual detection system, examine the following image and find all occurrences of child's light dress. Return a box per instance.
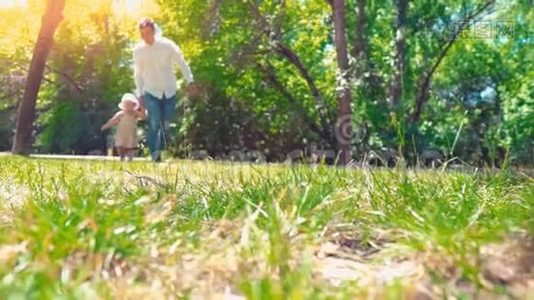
[115,112,138,149]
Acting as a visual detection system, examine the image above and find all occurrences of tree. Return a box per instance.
[330,0,353,165]
[12,0,66,154]
[3,0,529,165]
[410,0,496,124]
[389,0,409,109]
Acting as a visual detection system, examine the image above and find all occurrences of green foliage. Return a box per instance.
[0,0,532,165]
[37,101,83,153]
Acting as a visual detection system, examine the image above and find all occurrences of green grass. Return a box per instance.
[0,156,533,299]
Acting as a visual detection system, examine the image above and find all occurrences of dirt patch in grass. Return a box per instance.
[480,233,534,299]
[313,228,534,299]
[315,228,424,291]
[409,233,534,299]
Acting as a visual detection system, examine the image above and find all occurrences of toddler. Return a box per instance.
[101,93,146,161]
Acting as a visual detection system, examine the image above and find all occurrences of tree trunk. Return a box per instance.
[331,0,353,165]
[12,0,65,154]
[389,0,408,108]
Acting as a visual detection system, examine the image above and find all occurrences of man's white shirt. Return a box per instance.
[133,37,194,99]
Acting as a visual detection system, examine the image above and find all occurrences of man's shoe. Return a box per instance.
[151,152,161,162]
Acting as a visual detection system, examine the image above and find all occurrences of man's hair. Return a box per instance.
[138,18,155,30]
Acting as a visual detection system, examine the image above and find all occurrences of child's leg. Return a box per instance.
[117,147,126,161]
[126,148,136,162]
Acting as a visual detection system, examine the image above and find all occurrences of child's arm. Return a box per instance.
[101,112,122,131]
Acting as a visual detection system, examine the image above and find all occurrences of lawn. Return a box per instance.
[0,156,533,299]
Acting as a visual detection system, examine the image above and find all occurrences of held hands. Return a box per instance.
[136,96,146,120]
[137,96,145,108]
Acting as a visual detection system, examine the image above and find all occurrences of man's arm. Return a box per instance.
[133,48,145,103]
[169,41,194,84]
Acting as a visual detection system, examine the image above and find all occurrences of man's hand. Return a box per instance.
[186,83,200,98]
[137,96,145,108]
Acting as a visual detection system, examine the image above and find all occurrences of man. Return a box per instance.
[134,18,198,162]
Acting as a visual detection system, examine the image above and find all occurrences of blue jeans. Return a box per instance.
[144,92,177,159]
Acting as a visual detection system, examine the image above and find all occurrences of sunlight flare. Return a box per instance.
[0,0,26,8]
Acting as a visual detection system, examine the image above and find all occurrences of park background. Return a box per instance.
[0,0,532,166]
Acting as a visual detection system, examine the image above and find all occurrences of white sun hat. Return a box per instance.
[118,93,139,110]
